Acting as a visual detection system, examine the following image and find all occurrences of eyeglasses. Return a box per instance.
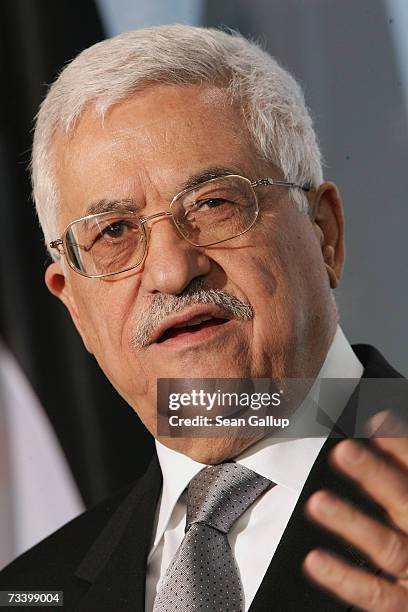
[50,174,310,278]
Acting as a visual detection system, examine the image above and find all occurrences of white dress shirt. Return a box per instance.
[146,326,363,611]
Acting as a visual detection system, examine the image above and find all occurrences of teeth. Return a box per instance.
[173,315,213,329]
[187,315,213,327]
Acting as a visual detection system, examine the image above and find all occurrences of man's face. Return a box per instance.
[46,84,343,462]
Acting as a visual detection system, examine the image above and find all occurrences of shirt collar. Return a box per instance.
[151,444,206,555]
[153,325,363,549]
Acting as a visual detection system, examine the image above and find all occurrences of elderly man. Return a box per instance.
[1,25,407,612]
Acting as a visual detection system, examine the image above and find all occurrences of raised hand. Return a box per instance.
[303,418,408,611]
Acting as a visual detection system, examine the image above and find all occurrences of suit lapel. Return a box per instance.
[75,454,162,611]
[249,345,403,612]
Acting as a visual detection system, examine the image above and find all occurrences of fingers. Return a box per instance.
[373,436,408,471]
[330,440,408,532]
[306,491,408,579]
[304,550,408,612]
[368,411,408,471]
[304,419,408,609]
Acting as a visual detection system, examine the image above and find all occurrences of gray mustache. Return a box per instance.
[132,278,253,348]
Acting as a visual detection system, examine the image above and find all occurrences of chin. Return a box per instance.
[155,342,253,379]
[154,359,246,380]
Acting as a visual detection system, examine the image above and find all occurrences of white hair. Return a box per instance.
[31,24,323,254]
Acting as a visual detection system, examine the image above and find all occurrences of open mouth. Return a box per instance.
[156,315,229,344]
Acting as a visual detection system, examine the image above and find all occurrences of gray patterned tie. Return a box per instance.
[153,463,272,612]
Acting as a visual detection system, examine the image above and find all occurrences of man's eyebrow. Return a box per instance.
[178,167,241,192]
[84,167,240,217]
[85,198,137,217]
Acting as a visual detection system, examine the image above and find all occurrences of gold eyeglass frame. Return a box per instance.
[49,174,310,278]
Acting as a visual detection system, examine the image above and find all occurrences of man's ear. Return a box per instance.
[45,261,93,353]
[310,182,345,288]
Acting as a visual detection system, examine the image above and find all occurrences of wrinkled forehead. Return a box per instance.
[51,83,259,226]
[53,82,250,163]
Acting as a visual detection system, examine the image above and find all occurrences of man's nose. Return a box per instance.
[139,215,211,295]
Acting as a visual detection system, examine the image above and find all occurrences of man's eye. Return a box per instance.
[195,198,229,210]
[100,221,130,239]
[86,221,136,250]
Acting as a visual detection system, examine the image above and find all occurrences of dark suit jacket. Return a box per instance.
[0,345,405,611]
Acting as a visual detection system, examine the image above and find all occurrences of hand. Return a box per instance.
[303,416,408,611]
